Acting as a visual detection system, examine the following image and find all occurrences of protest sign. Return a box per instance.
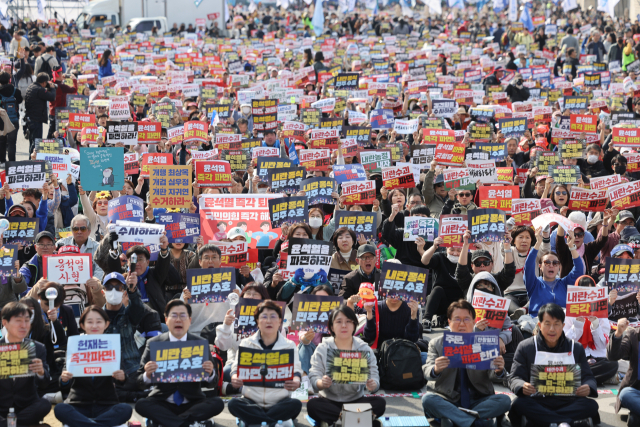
[301,177,336,205]
[35,153,72,182]
[68,113,95,132]
[267,167,306,195]
[393,119,419,135]
[43,254,92,285]
[511,199,545,226]
[443,330,500,369]
[108,220,164,247]
[558,139,585,159]
[590,174,621,191]
[608,181,640,210]
[237,347,294,388]
[625,152,640,172]
[567,187,607,212]
[498,117,527,138]
[403,216,439,242]
[569,114,597,133]
[167,125,184,145]
[66,94,89,112]
[302,108,321,126]
[439,215,467,247]
[468,123,492,143]
[476,142,506,162]
[251,99,278,133]
[370,109,395,130]
[531,364,581,396]
[563,96,589,112]
[333,165,367,185]
[565,285,608,318]
[256,157,293,182]
[183,121,208,144]
[342,126,372,148]
[0,245,17,281]
[431,99,457,118]
[149,165,192,209]
[268,197,308,228]
[605,258,640,295]
[341,180,376,205]
[124,152,139,175]
[141,153,172,178]
[308,129,339,150]
[80,147,125,191]
[326,349,370,385]
[199,194,280,249]
[34,138,64,154]
[108,96,130,120]
[335,211,376,242]
[0,342,36,379]
[360,150,392,173]
[379,263,428,303]
[382,165,415,190]
[410,144,436,167]
[195,161,232,187]
[137,121,162,144]
[612,127,640,147]
[434,142,465,166]
[234,298,287,338]
[4,218,38,246]
[252,147,279,160]
[66,335,120,377]
[328,268,350,295]
[443,168,475,191]
[286,238,332,277]
[106,122,138,145]
[157,213,200,244]
[108,195,144,223]
[150,340,209,383]
[220,149,251,172]
[472,290,509,328]
[467,160,498,185]
[535,151,560,172]
[186,268,235,303]
[6,161,46,192]
[335,73,360,90]
[548,165,580,185]
[478,186,519,214]
[291,294,342,333]
[468,209,506,243]
[299,149,331,172]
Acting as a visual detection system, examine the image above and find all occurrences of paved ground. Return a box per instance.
[16,126,626,426]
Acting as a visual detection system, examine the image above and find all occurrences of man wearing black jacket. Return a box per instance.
[0,301,51,427]
[0,70,22,164]
[508,303,599,426]
[338,244,380,299]
[135,300,224,427]
[24,72,55,153]
[382,205,433,267]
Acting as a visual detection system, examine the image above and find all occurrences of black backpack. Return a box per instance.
[39,56,55,79]
[377,338,426,391]
[0,87,18,123]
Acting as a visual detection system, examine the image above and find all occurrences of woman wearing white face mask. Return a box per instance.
[417,236,466,332]
[308,207,326,240]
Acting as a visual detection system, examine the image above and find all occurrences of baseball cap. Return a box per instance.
[357,244,377,257]
[227,227,247,240]
[612,244,634,258]
[102,272,126,286]
[35,231,55,244]
[471,249,493,262]
[535,175,548,183]
[617,210,634,223]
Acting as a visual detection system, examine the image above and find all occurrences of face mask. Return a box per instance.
[615,164,627,175]
[257,187,268,194]
[516,79,523,86]
[241,107,251,115]
[587,155,598,164]
[309,217,323,228]
[447,254,459,264]
[105,289,123,305]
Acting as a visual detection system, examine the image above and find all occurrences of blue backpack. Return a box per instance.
[1,87,18,124]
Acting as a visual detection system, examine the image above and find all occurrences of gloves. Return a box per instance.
[293,268,305,282]
[590,317,600,330]
[108,231,118,244]
[316,269,327,284]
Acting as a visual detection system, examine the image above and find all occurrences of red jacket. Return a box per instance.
[48,79,78,117]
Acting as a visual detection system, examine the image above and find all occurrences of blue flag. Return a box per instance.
[285,138,300,165]
[312,0,324,37]
[519,4,534,32]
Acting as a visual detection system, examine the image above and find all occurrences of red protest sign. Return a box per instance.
[282,122,306,142]
[183,121,208,143]
[341,180,376,205]
[566,285,608,318]
[68,113,95,132]
[124,152,139,175]
[567,187,607,212]
[609,180,640,209]
[496,167,514,184]
[477,186,519,214]
[624,152,640,172]
[511,198,542,226]
[434,142,465,166]
[612,128,640,147]
[382,165,415,189]
[299,149,331,171]
[569,114,597,133]
[80,126,103,144]
[195,161,232,187]
[43,253,93,285]
[141,153,173,178]
[439,214,467,247]
[137,121,162,143]
[472,289,509,328]
[308,129,339,150]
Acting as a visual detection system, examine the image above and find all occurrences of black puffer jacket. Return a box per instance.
[24,81,55,123]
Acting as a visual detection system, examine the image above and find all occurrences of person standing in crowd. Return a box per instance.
[24,71,55,153]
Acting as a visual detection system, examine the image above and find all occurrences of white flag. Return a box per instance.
[508,0,518,21]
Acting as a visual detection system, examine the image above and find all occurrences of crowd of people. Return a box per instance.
[1,0,640,426]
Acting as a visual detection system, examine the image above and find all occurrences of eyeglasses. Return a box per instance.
[72,226,88,232]
[574,231,585,238]
[359,255,376,262]
[473,260,491,267]
[451,317,474,324]
[543,260,561,266]
[201,256,219,262]
[168,313,189,319]
[458,192,472,197]
[37,243,54,248]
[333,319,355,326]
[104,283,125,292]
[96,200,109,206]
[259,314,280,321]
[555,191,568,196]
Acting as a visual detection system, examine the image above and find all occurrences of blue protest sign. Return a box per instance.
[443,330,500,370]
[370,109,395,130]
[157,213,200,244]
[333,164,366,184]
[80,147,125,191]
[108,195,144,223]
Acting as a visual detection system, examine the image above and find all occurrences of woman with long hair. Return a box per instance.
[98,49,114,79]
[167,242,196,301]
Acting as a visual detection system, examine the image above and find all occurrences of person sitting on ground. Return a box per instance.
[607,316,640,425]
[135,300,225,427]
[508,303,600,426]
[422,299,511,426]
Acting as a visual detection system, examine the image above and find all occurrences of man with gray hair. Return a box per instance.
[587,30,606,62]
[56,214,105,281]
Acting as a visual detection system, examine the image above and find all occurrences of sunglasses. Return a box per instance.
[555,191,568,196]
[543,260,561,266]
[473,260,491,267]
[72,226,88,232]
[574,231,585,238]
[458,192,472,197]
[104,283,126,292]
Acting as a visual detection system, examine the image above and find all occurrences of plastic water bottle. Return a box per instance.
[276,421,283,427]
[7,408,16,427]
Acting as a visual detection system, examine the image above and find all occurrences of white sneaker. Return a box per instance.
[302,375,314,395]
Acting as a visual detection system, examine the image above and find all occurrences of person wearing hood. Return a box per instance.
[564,275,619,386]
[440,187,477,216]
[382,204,433,267]
[307,305,385,426]
[508,303,599,426]
[505,73,530,102]
[577,143,607,178]
[466,272,519,370]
